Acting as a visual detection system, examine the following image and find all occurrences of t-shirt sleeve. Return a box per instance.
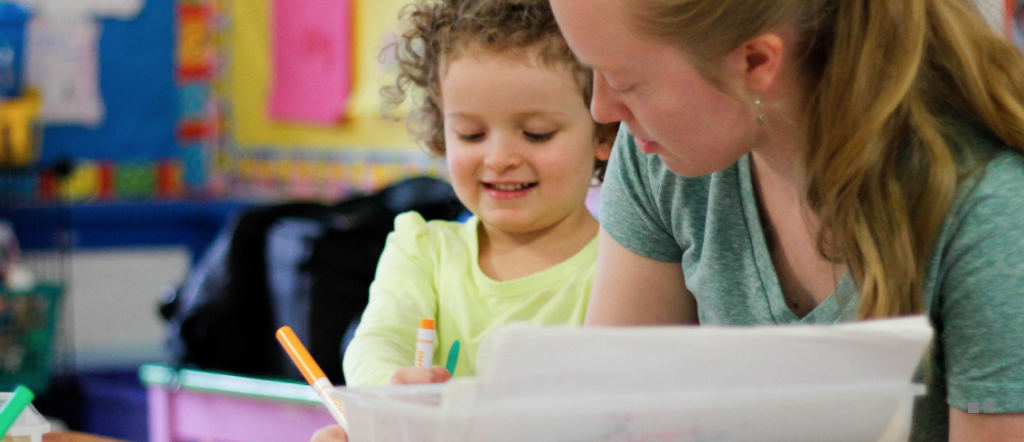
[342,212,439,387]
[936,154,1024,413]
[599,127,683,262]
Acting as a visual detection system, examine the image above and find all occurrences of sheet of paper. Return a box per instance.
[27,18,105,126]
[473,316,932,399]
[268,0,353,125]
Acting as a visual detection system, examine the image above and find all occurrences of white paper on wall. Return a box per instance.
[30,0,144,20]
[975,0,1008,33]
[1014,3,1024,51]
[27,18,105,127]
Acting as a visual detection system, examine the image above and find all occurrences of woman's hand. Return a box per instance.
[389,366,451,385]
[311,425,347,442]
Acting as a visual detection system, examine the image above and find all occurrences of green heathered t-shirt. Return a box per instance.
[600,126,1024,441]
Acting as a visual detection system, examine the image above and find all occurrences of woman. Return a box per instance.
[550,0,1024,440]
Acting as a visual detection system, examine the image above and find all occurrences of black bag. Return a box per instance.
[160,177,465,383]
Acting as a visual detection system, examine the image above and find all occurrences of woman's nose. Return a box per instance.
[590,72,630,124]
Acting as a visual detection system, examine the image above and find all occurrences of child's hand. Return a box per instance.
[389,366,452,385]
[311,424,347,442]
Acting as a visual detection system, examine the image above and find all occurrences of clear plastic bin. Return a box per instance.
[335,318,933,442]
[0,391,50,442]
[332,382,923,442]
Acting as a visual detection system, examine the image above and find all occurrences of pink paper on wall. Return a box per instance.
[269,0,353,125]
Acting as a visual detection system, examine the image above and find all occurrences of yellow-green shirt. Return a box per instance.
[343,212,596,386]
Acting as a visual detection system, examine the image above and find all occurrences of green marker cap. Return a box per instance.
[0,385,36,438]
[446,340,461,375]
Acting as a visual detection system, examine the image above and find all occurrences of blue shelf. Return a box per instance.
[0,200,245,262]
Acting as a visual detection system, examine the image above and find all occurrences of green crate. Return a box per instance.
[0,283,62,393]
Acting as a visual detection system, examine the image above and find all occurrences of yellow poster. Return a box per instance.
[230,0,416,149]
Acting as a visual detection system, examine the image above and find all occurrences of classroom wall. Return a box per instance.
[64,248,189,370]
[21,247,189,371]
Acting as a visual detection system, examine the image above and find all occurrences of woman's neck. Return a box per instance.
[749,72,810,200]
[748,91,847,313]
[477,207,599,281]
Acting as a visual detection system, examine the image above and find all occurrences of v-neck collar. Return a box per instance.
[736,155,856,324]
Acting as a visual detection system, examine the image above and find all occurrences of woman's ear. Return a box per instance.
[723,32,786,94]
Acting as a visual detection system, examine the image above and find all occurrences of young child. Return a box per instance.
[340,0,618,389]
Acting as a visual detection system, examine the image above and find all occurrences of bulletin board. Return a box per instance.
[39,0,177,164]
[2,0,442,205]
[23,0,188,202]
[229,0,413,148]
[222,0,444,201]
[11,0,1015,204]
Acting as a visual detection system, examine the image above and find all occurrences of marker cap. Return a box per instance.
[420,318,435,330]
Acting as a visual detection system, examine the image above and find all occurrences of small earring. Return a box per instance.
[754,99,765,125]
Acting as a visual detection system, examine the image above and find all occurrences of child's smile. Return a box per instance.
[481,181,539,200]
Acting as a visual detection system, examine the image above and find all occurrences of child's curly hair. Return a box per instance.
[382,0,619,181]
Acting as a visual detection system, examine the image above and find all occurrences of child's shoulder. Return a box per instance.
[393,211,469,243]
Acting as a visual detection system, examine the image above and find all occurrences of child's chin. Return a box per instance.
[480,216,539,233]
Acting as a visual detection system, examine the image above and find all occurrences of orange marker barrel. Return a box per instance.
[276,326,349,432]
[277,326,327,384]
[415,318,437,368]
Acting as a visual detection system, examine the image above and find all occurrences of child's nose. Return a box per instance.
[483,136,524,171]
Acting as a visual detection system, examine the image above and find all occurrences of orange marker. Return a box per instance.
[415,318,436,368]
[276,326,349,432]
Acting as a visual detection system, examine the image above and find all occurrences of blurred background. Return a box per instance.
[0,0,1018,441]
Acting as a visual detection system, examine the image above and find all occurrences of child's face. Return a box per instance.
[441,47,611,235]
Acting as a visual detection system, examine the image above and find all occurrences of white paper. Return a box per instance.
[333,316,933,442]
[27,18,105,126]
[29,0,144,20]
[474,316,932,399]
[974,0,1007,33]
[1014,13,1023,52]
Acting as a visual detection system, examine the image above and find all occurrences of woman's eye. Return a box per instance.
[524,131,556,142]
[609,82,636,93]
[458,133,485,142]
[600,72,636,93]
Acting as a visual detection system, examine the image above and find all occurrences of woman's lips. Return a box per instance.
[634,137,659,154]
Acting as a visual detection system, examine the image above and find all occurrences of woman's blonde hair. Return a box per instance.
[624,0,1024,318]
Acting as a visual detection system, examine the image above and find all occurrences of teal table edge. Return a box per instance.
[138,364,322,405]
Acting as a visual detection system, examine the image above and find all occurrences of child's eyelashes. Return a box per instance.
[454,131,557,143]
[524,131,556,142]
